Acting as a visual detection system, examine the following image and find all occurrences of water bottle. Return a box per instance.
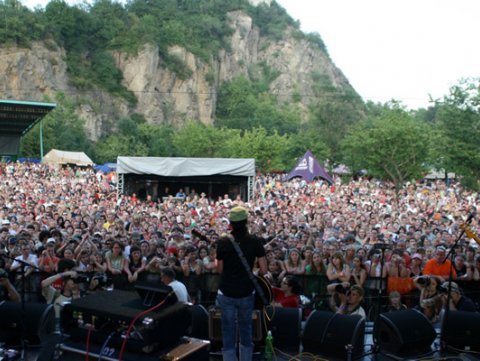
[265,330,274,360]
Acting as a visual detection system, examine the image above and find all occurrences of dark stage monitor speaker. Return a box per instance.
[265,306,302,352]
[135,281,177,307]
[0,301,55,346]
[442,311,480,352]
[302,310,365,360]
[187,304,209,340]
[375,309,436,357]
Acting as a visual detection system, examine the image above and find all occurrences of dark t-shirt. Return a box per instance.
[216,232,266,298]
[456,295,477,312]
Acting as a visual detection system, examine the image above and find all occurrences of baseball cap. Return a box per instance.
[46,238,56,245]
[412,253,423,260]
[441,281,460,293]
[2,219,10,225]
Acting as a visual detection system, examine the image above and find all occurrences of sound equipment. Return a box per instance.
[135,281,178,307]
[61,290,191,353]
[208,307,262,343]
[302,311,365,359]
[49,339,159,361]
[442,311,480,352]
[375,309,436,356]
[265,306,302,352]
[187,304,209,340]
[0,301,55,346]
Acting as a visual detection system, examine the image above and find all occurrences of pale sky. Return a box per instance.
[22,0,480,109]
[277,0,480,109]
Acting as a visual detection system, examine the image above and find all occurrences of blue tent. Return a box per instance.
[95,163,117,173]
[17,157,41,164]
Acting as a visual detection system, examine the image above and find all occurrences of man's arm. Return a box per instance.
[0,278,20,303]
[257,256,267,276]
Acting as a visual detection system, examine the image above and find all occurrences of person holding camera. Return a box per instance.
[272,275,302,308]
[327,282,366,317]
[439,282,476,312]
[414,275,443,321]
[41,259,81,319]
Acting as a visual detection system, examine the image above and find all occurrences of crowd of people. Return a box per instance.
[0,161,479,325]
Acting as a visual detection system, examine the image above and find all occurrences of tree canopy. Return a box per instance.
[341,102,434,189]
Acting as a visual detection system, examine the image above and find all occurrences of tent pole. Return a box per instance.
[40,118,44,161]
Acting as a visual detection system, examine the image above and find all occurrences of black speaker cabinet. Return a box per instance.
[442,311,480,352]
[0,301,55,346]
[302,311,365,359]
[375,309,436,356]
[265,306,302,352]
[208,308,262,343]
[187,304,209,340]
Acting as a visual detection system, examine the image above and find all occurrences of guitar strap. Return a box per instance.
[228,236,269,306]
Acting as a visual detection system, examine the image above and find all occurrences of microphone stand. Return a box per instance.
[439,221,469,354]
[371,242,390,357]
[0,253,49,361]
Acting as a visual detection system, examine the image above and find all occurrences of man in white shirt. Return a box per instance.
[160,267,189,304]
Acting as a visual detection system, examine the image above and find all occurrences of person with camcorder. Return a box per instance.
[414,275,443,322]
[327,282,366,317]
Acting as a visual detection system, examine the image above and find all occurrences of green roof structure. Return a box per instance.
[0,99,56,157]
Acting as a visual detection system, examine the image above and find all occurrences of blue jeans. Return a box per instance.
[216,292,254,361]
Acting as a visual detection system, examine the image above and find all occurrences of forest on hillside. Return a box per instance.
[1,1,479,189]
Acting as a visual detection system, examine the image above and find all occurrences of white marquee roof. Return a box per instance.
[117,157,255,177]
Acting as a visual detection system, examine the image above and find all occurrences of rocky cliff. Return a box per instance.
[0,9,354,140]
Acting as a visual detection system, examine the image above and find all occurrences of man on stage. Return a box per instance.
[215,206,268,361]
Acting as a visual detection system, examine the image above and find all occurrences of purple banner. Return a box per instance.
[287,150,333,184]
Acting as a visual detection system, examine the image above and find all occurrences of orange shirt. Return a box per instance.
[423,258,456,279]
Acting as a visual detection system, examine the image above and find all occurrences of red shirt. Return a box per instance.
[272,287,299,308]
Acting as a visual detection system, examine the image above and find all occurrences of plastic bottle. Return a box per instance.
[265,330,274,360]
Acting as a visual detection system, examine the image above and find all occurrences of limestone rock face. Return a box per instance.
[0,10,354,139]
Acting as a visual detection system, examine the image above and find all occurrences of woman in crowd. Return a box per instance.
[264,259,285,288]
[409,253,424,277]
[304,250,327,297]
[283,248,305,275]
[105,241,127,289]
[125,245,147,284]
[350,255,367,287]
[327,252,351,284]
[414,275,443,322]
[272,275,302,308]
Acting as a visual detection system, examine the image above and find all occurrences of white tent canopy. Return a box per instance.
[42,149,94,167]
[116,157,255,177]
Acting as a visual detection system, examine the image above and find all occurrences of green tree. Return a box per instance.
[433,78,480,189]
[310,88,365,163]
[172,121,235,157]
[341,103,433,190]
[224,127,289,172]
[20,93,93,159]
[0,0,44,46]
[93,134,148,163]
[137,124,176,156]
